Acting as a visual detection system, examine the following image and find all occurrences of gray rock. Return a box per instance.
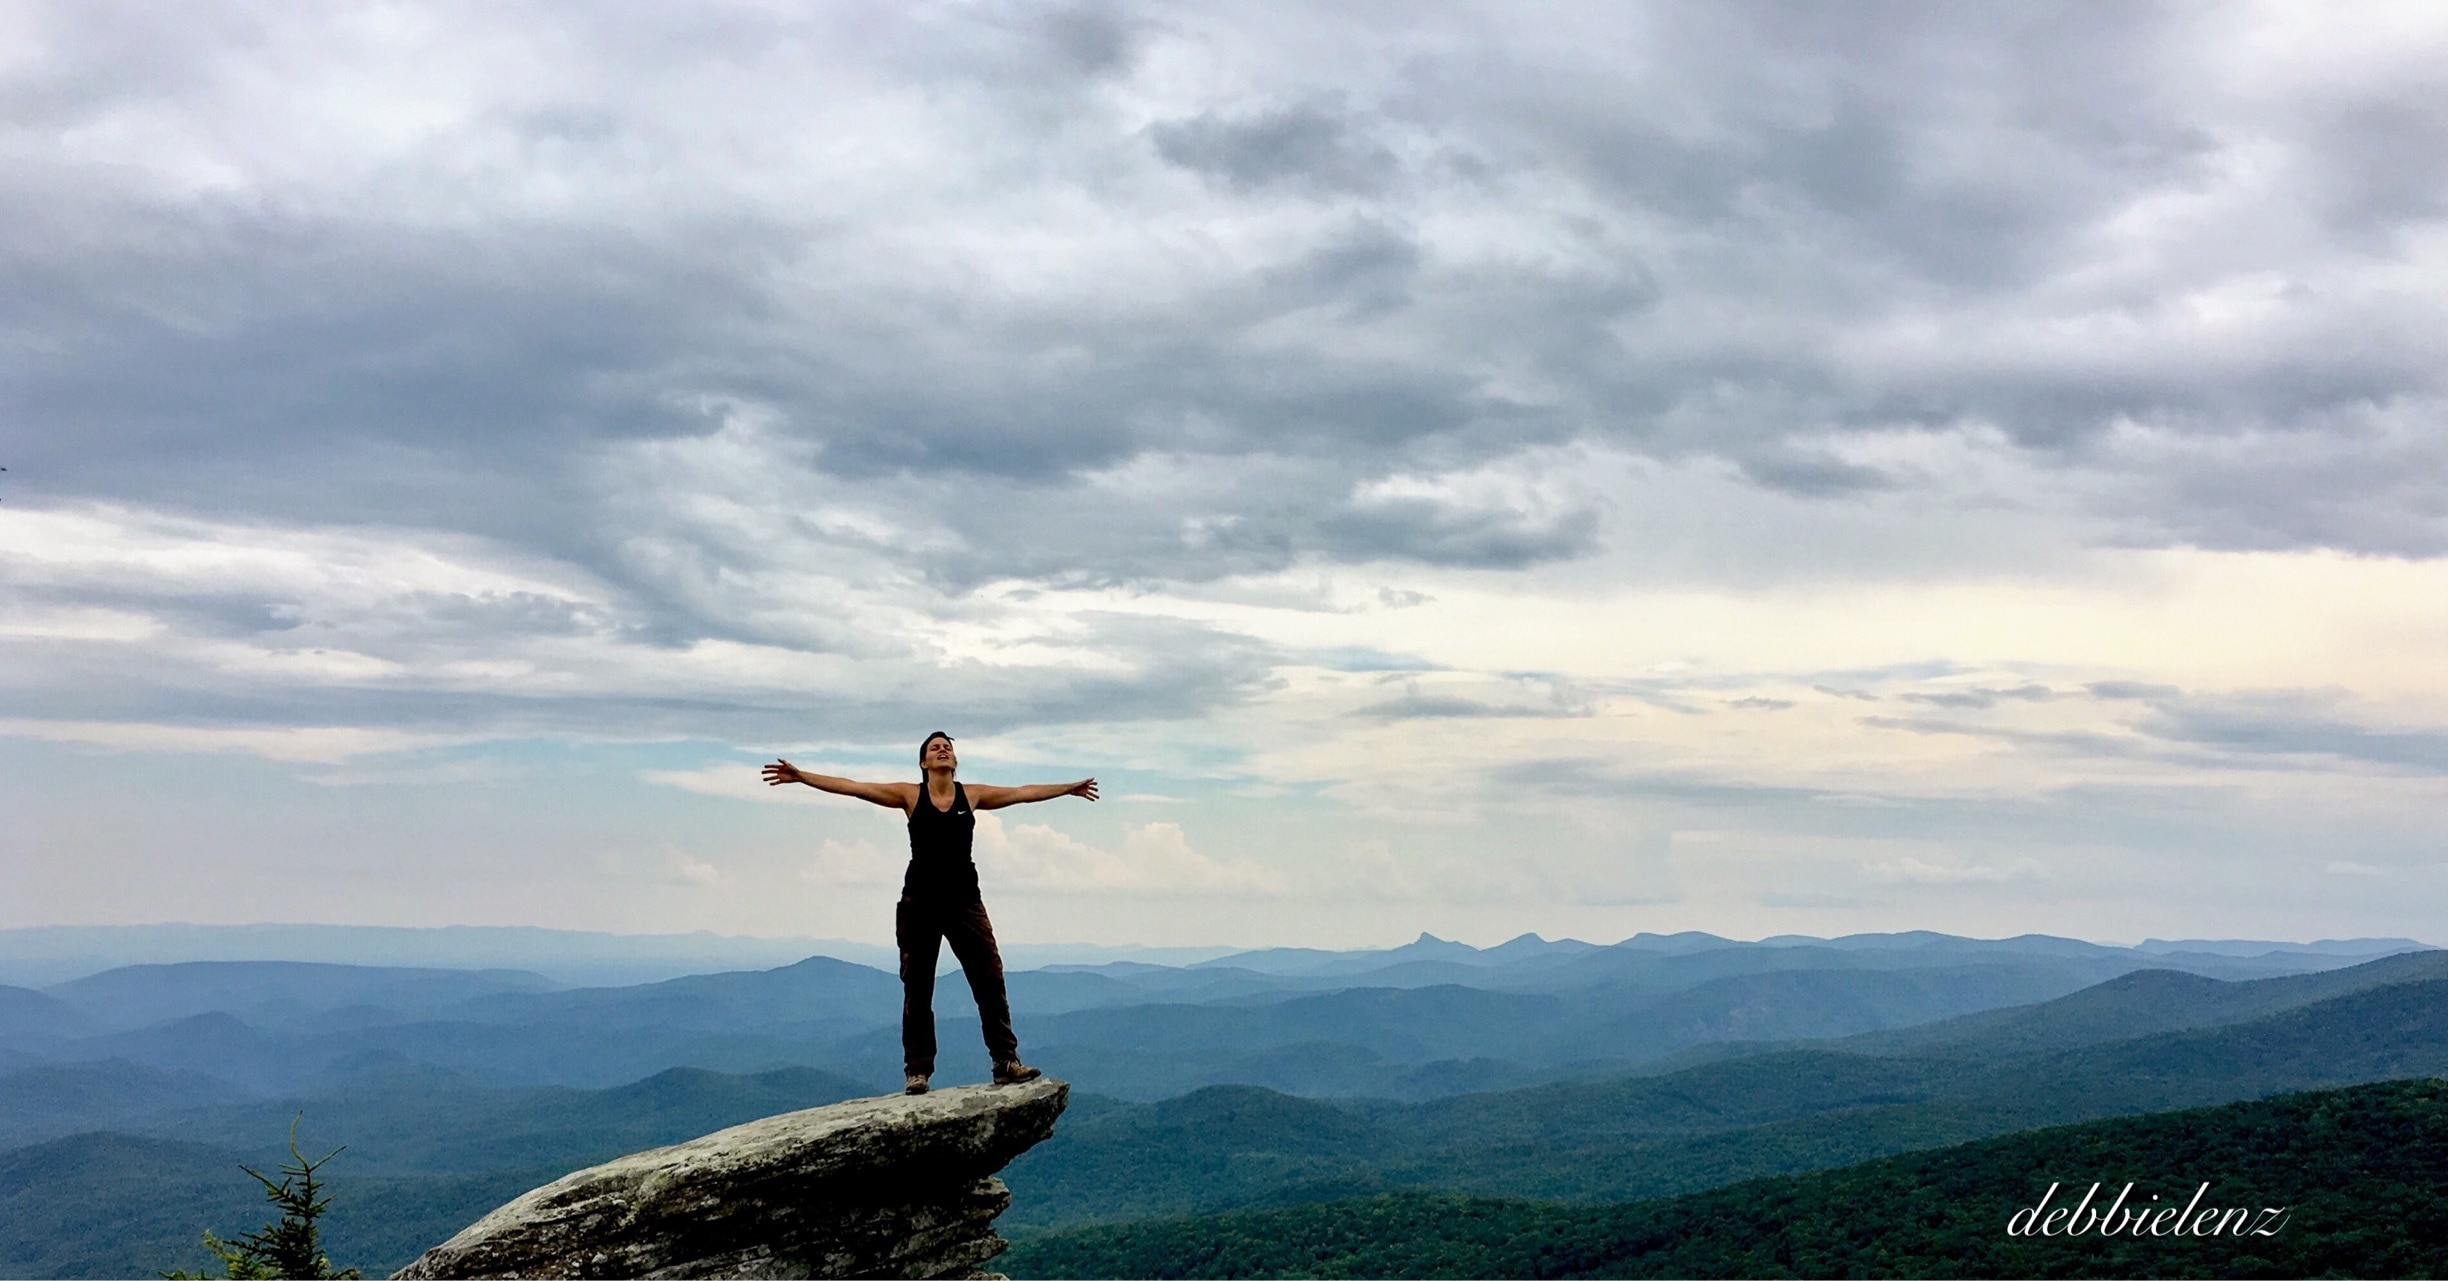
[393,1079,1066,1279]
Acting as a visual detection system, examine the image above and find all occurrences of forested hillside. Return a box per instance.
[2,937,2437,1276]
[0,1066,868,1278]
[3,935,2409,1101]
[1000,970,2448,1227]
[1004,1077,2448,1278]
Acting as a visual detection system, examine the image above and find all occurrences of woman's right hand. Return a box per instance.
[762,759,803,787]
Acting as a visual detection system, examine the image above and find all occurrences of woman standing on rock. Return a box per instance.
[763,732,1096,1094]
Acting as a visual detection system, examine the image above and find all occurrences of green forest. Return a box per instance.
[6,942,2444,1276]
[1002,1077,2448,1278]
[997,971,2448,1230]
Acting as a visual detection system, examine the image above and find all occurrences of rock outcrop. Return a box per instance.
[393,1079,1066,1279]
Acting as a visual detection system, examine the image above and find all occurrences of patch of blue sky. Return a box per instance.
[1291,645,1444,673]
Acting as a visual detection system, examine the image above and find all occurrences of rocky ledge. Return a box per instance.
[393,1078,1066,1279]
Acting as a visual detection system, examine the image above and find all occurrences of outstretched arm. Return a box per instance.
[762,759,916,810]
[969,778,1098,810]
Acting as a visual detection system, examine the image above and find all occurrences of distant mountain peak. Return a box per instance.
[2136,937,2437,958]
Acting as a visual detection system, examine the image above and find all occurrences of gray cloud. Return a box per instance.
[1358,694,1536,720]
[2139,698,2448,774]
[1864,686,2448,778]
[1355,689,1589,721]
[1319,496,1600,569]
[1480,755,2263,850]
[2087,681,2182,702]
[1151,101,1398,195]
[1737,452,1898,498]
[1262,221,1423,317]
[1862,714,2166,764]
[0,599,1279,748]
[1899,684,2057,710]
[5,0,2447,747]
[7,2,2439,552]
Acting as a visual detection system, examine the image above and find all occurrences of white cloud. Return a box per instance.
[1861,857,2044,886]
[641,764,807,805]
[802,838,899,890]
[0,718,450,764]
[976,813,1284,896]
[671,854,727,887]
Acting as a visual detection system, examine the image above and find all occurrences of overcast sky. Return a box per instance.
[5,1,2445,949]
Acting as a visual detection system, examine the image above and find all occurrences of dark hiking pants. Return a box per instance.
[896,896,1018,1077]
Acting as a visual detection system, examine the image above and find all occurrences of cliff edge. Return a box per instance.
[392,1078,1066,1279]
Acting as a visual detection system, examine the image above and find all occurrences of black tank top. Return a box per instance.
[903,781,981,903]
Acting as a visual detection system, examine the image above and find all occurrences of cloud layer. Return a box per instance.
[5,1,2446,943]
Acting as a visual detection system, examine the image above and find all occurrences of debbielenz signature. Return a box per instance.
[2007,1182,2288,1239]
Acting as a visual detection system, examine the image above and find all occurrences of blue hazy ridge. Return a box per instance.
[0,932,2441,1276]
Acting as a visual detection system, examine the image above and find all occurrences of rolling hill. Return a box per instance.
[15,940,2349,1099]
[999,967,2448,1229]
[1002,1076,2448,1278]
[4,935,2440,1275]
[0,1062,873,1278]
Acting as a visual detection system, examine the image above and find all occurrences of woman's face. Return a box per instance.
[922,736,958,774]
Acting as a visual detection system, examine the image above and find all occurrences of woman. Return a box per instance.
[763,732,1096,1094]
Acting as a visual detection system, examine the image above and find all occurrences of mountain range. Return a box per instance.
[1,929,2440,1276]
[3,929,2420,1100]
[1002,1076,2448,1278]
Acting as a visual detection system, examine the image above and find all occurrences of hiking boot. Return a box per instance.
[904,1073,930,1095]
[992,1061,1041,1085]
